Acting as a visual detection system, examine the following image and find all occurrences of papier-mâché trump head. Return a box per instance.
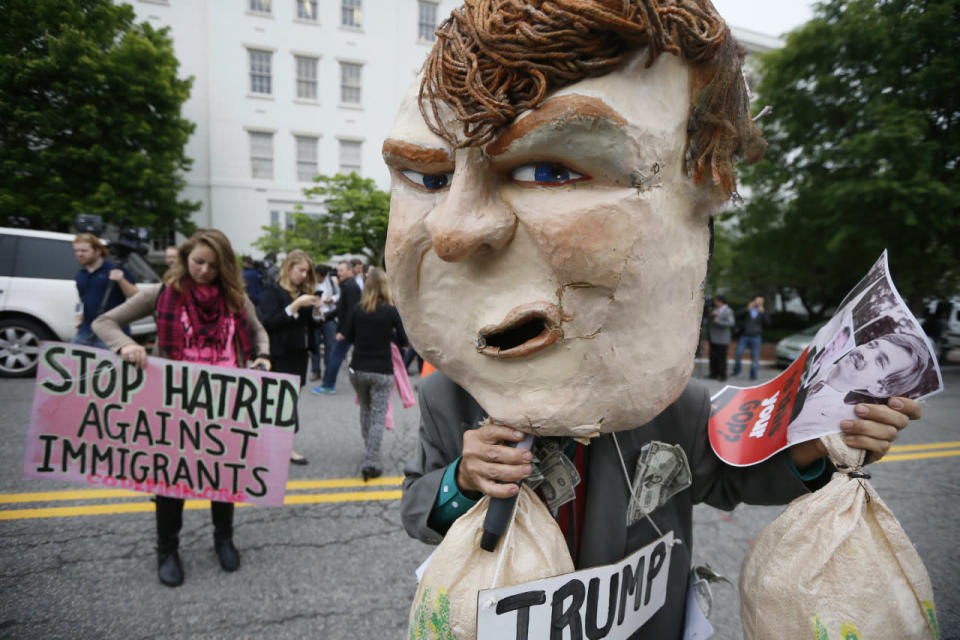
[383,0,764,437]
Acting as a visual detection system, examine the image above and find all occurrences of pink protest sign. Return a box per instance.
[23,342,299,506]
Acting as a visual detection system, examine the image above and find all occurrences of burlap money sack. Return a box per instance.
[408,484,574,640]
[739,433,941,639]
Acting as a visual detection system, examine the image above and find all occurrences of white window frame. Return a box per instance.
[249,0,272,15]
[339,62,362,105]
[295,135,319,182]
[418,1,438,42]
[248,49,273,95]
[296,0,318,21]
[249,131,275,180]
[338,139,362,175]
[294,55,319,100]
[341,0,362,28]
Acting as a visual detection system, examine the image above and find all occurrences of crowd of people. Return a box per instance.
[77,228,409,587]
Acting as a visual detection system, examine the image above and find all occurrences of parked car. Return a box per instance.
[922,297,960,358]
[774,322,826,368]
[0,226,160,378]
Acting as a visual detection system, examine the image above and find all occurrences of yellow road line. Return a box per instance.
[0,476,403,505]
[889,441,960,453]
[0,490,403,521]
[0,488,142,504]
[286,476,403,490]
[878,450,960,463]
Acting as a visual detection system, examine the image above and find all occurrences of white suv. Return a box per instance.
[0,227,160,377]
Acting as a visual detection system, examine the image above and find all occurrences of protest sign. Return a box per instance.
[23,342,299,506]
[709,251,943,466]
[476,532,674,640]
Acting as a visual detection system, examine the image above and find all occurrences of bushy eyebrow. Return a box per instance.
[381,139,452,167]
[484,94,627,158]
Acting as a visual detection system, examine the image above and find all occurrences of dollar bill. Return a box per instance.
[627,441,689,525]
[659,444,692,505]
[539,449,580,511]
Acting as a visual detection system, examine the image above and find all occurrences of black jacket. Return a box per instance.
[336,277,362,327]
[257,282,316,358]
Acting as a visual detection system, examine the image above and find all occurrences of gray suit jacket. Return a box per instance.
[708,304,736,344]
[401,372,814,639]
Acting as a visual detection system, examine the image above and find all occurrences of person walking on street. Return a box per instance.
[241,255,263,306]
[709,295,735,381]
[351,257,365,291]
[310,265,340,381]
[340,268,407,481]
[733,295,769,380]
[93,229,271,588]
[72,233,138,349]
[257,249,320,465]
[311,261,361,395]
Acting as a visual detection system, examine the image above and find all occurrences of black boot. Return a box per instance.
[214,539,240,572]
[155,496,185,587]
[212,501,239,572]
[157,550,184,587]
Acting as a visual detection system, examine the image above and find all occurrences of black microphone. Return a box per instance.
[480,434,534,552]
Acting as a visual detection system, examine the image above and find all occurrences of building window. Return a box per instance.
[418,2,437,42]
[339,140,361,175]
[341,0,361,27]
[249,132,274,179]
[249,49,272,95]
[340,62,362,104]
[295,56,318,100]
[296,0,317,20]
[249,0,272,14]
[296,136,319,181]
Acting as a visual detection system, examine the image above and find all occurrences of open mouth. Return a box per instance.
[476,302,562,359]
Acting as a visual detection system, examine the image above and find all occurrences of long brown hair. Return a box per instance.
[419,0,764,195]
[163,229,247,312]
[360,268,393,313]
[279,249,317,298]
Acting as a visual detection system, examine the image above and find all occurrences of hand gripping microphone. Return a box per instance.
[480,434,534,552]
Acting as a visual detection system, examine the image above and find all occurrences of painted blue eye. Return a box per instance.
[400,169,452,191]
[512,163,588,186]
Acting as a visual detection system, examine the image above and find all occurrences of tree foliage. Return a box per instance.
[733,0,960,314]
[254,172,390,266]
[0,0,198,234]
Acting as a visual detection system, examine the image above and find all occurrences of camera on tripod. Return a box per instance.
[75,213,151,261]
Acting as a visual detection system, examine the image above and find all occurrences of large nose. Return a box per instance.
[424,148,516,262]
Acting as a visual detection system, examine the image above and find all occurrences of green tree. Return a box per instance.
[0,0,198,235]
[734,0,960,314]
[254,172,391,266]
[252,212,330,266]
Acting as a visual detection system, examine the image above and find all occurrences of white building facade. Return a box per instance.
[132,0,459,255]
[132,0,778,256]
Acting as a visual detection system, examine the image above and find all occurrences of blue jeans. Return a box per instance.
[320,339,350,390]
[310,320,338,375]
[733,334,762,379]
[72,325,108,350]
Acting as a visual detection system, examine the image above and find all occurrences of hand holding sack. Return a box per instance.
[739,433,941,639]
[408,484,574,640]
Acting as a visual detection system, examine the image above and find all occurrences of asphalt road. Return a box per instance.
[1,360,958,639]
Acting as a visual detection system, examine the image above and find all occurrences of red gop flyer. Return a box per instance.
[709,251,943,467]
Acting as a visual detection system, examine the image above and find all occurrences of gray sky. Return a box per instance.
[712,0,817,37]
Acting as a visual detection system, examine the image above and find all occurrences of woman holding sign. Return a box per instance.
[93,229,271,588]
[257,249,319,465]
